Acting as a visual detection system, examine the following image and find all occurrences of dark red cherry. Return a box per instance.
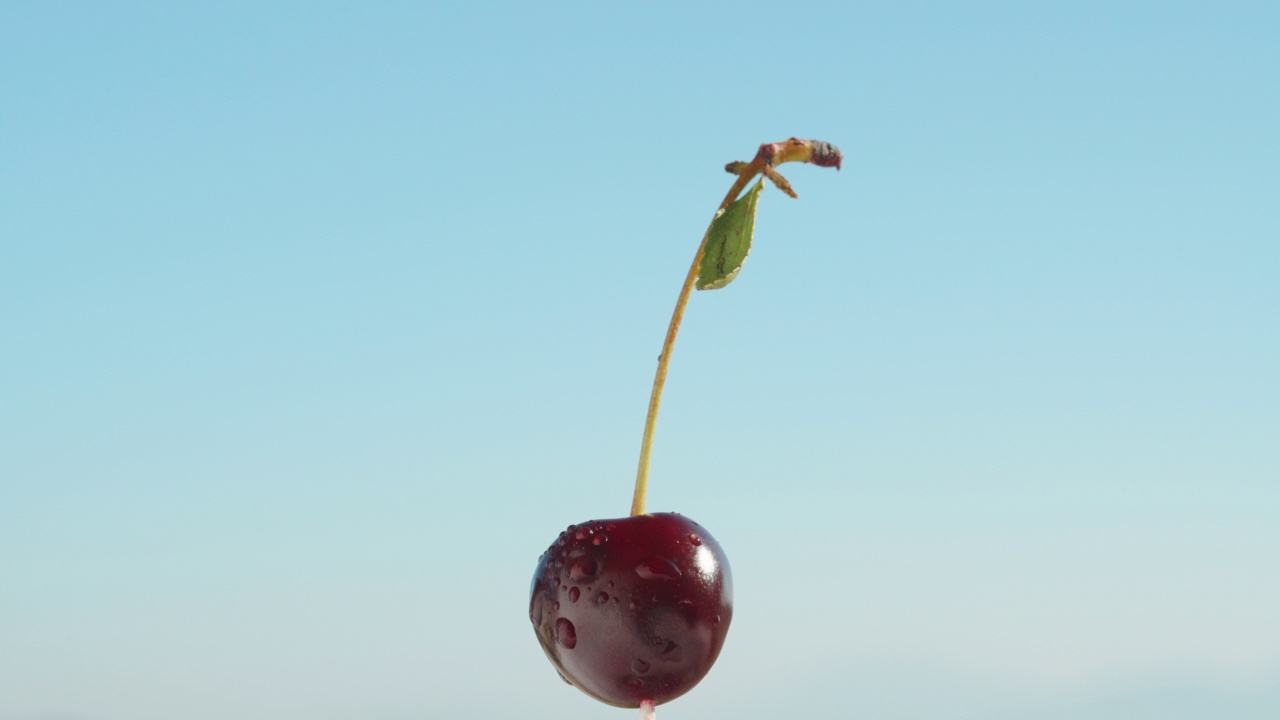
[529,513,732,708]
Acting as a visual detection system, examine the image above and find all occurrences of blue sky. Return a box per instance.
[2,2,1277,719]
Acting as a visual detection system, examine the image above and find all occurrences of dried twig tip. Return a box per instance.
[808,139,843,170]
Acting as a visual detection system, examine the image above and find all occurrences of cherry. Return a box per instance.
[529,513,732,708]
[527,140,837,717]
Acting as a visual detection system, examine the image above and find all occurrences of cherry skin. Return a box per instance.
[530,513,732,708]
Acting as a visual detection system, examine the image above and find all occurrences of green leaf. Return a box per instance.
[696,179,764,291]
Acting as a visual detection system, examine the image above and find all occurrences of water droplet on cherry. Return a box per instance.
[596,591,609,604]
[555,618,576,649]
[631,658,650,674]
[689,533,701,546]
[568,587,580,602]
[635,556,682,581]
[529,594,543,626]
[568,556,597,581]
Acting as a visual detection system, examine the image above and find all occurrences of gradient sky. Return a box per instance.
[2,3,1278,720]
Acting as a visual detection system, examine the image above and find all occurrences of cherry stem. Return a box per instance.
[629,138,833,516]
[639,699,656,720]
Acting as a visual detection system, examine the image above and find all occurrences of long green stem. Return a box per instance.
[629,166,762,517]
[628,137,839,517]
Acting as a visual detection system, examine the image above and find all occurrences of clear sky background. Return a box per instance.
[2,3,1277,719]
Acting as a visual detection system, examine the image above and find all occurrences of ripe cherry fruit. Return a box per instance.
[529,513,732,708]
